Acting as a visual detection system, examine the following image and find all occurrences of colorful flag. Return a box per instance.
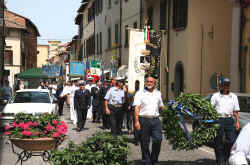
[59,65,63,81]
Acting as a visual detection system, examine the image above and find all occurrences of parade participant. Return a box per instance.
[104,77,126,136]
[1,80,12,101]
[55,81,65,116]
[134,75,164,165]
[61,81,72,107]
[50,80,57,97]
[211,78,240,165]
[229,123,250,165]
[74,81,91,132]
[100,80,111,129]
[91,80,102,123]
[45,81,50,89]
[70,80,79,125]
[122,84,133,134]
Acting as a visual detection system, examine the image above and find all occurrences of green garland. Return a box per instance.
[162,93,219,150]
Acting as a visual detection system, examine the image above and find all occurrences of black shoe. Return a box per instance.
[76,128,82,132]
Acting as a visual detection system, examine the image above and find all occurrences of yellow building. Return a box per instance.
[37,45,49,68]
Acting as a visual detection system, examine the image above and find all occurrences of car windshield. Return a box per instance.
[10,91,51,103]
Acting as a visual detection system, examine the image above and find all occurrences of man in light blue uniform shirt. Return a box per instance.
[104,77,126,136]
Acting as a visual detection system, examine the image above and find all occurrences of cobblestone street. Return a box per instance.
[0,105,216,165]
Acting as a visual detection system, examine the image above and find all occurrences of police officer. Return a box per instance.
[134,74,164,165]
[100,80,111,129]
[91,80,102,123]
[104,77,126,136]
[74,81,91,132]
[211,78,240,165]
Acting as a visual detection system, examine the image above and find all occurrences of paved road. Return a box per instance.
[0,105,216,165]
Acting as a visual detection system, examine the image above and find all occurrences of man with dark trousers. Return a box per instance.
[104,77,126,136]
[211,78,240,165]
[100,80,111,129]
[74,81,91,132]
[134,75,164,165]
[91,80,102,123]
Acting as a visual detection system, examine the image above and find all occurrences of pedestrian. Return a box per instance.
[15,79,24,92]
[74,81,91,132]
[70,80,79,125]
[100,80,111,129]
[134,74,164,165]
[50,80,57,97]
[1,80,12,101]
[55,81,65,116]
[38,81,46,89]
[61,81,72,107]
[104,77,126,136]
[45,81,50,89]
[91,80,102,123]
[229,123,250,165]
[211,78,240,165]
[122,84,133,134]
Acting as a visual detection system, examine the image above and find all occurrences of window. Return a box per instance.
[160,0,167,29]
[125,25,129,47]
[12,92,50,103]
[147,7,153,29]
[133,22,137,28]
[173,0,188,30]
[100,32,102,53]
[108,0,112,9]
[115,24,119,44]
[96,34,99,54]
[108,27,112,49]
[4,50,13,65]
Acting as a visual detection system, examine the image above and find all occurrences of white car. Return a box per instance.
[0,89,58,127]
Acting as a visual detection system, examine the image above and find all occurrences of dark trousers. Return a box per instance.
[58,97,65,116]
[124,110,133,131]
[214,117,236,162]
[76,108,88,129]
[109,105,124,136]
[102,102,111,129]
[92,106,101,122]
[139,117,162,165]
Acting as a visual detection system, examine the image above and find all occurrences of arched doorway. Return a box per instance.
[174,61,184,97]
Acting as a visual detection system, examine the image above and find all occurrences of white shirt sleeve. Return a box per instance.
[234,95,240,111]
[210,94,217,107]
[159,92,164,107]
[104,88,111,100]
[133,91,141,106]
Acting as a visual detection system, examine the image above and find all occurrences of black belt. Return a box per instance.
[109,104,122,108]
[139,115,159,119]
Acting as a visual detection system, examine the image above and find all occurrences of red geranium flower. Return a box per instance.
[22,131,32,136]
[4,132,11,135]
[4,125,10,131]
[12,122,17,128]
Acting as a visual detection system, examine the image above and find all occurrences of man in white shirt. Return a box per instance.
[60,81,72,115]
[134,75,164,165]
[211,78,240,165]
[70,80,79,125]
[229,123,250,165]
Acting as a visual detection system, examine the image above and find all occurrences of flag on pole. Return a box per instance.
[101,59,104,83]
[59,65,63,81]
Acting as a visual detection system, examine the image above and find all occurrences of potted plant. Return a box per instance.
[4,113,68,151]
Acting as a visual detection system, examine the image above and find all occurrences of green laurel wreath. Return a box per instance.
[162,93,219,150]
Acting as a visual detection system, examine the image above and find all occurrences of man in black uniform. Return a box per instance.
[100,80,111,129]
[91,80,102,123]
[74,81,91,132]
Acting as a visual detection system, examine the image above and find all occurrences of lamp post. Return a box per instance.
[0,0,5,86]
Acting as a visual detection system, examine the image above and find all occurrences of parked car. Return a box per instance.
[0,89,58,127]
[206,92,250,129]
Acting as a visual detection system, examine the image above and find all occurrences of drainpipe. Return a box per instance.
[200,24,204,95]
[239,7,245,92]
[166,0,171,100]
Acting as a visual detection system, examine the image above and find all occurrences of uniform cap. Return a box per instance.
[220,78,231,85]
[79,80,86,86]
[115,76,125,81]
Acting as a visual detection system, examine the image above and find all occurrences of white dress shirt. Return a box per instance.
[61,85,72,97]
[229,123,250,165]
[134,89,163,116]
[211,92,240,115]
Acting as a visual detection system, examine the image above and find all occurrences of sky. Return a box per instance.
[6,0,82,44]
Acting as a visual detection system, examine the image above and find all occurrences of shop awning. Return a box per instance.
[15,68,48,79]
